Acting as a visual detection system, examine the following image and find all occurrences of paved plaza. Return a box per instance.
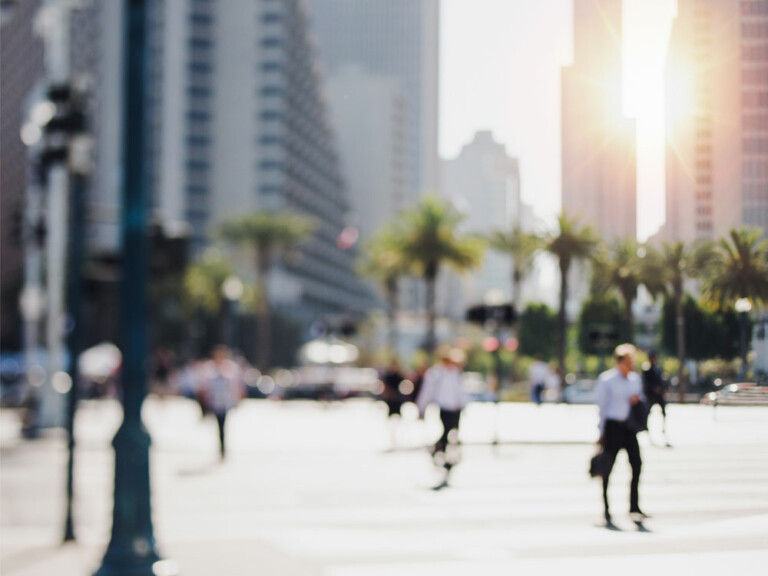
[1,397,767,575]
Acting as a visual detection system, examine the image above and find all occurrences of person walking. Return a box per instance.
[381,358,406,449]
[642,349,669,443]
[202,346,244,460]
[595,343,648,524]
[528,356,550,405]
[416,347,469,459]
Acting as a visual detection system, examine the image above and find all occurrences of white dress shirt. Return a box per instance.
[595,367,644,434]
[416,364,469,414]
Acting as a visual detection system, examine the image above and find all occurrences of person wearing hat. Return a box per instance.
[416,347,469,458]
[642,349,669,439]
[595,343,648,524]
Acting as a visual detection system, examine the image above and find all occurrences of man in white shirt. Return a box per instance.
[595,343,647,524]
[416,347,469,457]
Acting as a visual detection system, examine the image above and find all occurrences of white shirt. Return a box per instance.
[529,361,550,385]
[203,359,243,414]
[416,364,469,413]
[594,367,644,434]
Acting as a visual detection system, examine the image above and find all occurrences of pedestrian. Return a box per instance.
[642,349,670,443]
[381,358,406,448]
[201,346,244,459]
[528,356,549,405]
[595,343,648,525]
[416,347,469,459]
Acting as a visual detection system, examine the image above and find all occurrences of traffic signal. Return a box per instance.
[465,304,516,326]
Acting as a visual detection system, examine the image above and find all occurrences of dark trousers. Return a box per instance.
[602,419,642,514]
[215,412,227,457]
[435,409,461,453]
[648,396,666,418]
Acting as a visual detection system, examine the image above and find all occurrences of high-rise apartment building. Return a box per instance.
[211,0,374,324]
[304,0,439,204]
[562,0,637,241]
[10,0,374,360]
[324,65,408,244]
[664,0,768,242]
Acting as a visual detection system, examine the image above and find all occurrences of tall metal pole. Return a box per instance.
[94,1,165,573]
[64,166,87,542]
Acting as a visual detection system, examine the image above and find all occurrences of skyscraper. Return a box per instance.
[324,65,408,244]
[304,0,439,204]
[440,131,532,319]
[562,0,637,241]
[41,0,374,359]
[211,0,374,323]
[664,0,768,242]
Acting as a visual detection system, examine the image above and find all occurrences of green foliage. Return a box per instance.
[545,213,599,276]
[219,211,316,262]
[701,227,768,310]
[518,302,557,360]
[577,296,623,354]
[182,249,234,314]
[661,295,750,361]
[397,196,486,280]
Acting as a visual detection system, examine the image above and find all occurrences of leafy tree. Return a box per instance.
[590,238,648,341]
[518,302,557,360]
[545,214,598,388]
[644,241,714,400]
[701,227,768,310]
[487,226,542,316]
[357,226,409,353]
[219,211,315,370]
[661,295,747,362]
[397,196,485,353]
[577,296,623,356]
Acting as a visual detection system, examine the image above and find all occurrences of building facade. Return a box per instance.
[0,0,45,349]
[561,0,637,242]
[664,0,768,242]
[303,0,439,204]
[440,131,532,319]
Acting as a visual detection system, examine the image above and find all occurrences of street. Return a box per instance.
[1,398,767,575]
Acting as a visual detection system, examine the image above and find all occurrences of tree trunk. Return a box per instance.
[256,250,272,371]
[674,281,686,404]
[558,261,569,393]
[386,276,398,354]
[622,293,634,343]
[424,265,438,354]
[511,267,523,382]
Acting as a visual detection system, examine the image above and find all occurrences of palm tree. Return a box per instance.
[182,249,236,354]
[545,214,598,390]
[487,226,542,319]
[590,238,647,342]
[701,227,768,309]
[219,211,315,370]
[357,226,409,353]
[398,196,485,353]
[644,240,714,402]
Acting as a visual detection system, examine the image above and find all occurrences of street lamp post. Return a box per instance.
[94,1,172,574]
[735,298,753,380]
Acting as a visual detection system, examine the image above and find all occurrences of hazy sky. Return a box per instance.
[440,0,677,241]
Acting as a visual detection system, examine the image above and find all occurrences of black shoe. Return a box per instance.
[604,510,612,524]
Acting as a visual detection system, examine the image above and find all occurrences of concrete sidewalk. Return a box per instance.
[2,398,767,575]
